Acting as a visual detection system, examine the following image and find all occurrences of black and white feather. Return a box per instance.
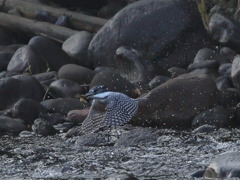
[80,88,138,135]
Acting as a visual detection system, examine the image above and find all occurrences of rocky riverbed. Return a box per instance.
[1,127,240,179]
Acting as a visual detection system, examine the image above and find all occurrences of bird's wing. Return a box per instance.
[80,99,106,134]
[104,93,138,128]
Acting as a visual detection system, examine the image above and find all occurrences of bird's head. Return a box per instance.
[85,85,110,99]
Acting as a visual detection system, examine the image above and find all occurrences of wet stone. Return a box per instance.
[219,47,237,61]
[11,99,47,125]
[29,36,72,71]
[167,67,186,78]
[58,64,94,85]
[33,71,58,89]
[41,98,88,116]
[75,132,113,146]
[0,74,45,111]
[62,31,93,68]
[192,106,230,128]
[7,45,47,74]
[90,70,138,98]
[49,79,84,98]
[215,76,234,90]
[216,88,240,108]
[209,13,240,52]
[0,115,27,134]
[188,60,218,71]
[204,151,240,178]
[148,75,170,89]
[218,63,232,76]
[32,118,56,136]
[114,128,158,147]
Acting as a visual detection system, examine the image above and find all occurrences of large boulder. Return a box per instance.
[0,116,27,134]
[28,36,72,71]
[0,75,45,110]
[7,45,47,74]
[89,0,206,71]
[132,74,218,127]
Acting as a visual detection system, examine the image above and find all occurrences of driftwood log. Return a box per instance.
[0,12,79,42]
[0,0,107,32]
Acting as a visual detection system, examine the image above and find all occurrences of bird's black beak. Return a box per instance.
[85,92,94,99]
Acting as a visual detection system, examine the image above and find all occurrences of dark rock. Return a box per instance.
[148,75,170,89]
[115,128,158,147]
[0,48,15,71]
[89,0,204,71]
[193,48,228,64]
[98,1,126,18]
[75,132,111,146]
[167,67,186,78]
[106,173,138,180]
[209,13,240,51]
[220,47,237,61]
[215,76,234,90]
[58,64,94,85]
[55,15,71,28]
[33,71,58,89]
[192,106,230,128]
[192,124,217,133]
[62,32,93,68]
[35,10,57,23]
[67,109,89,124]
[38,113,66,126]
[218,63,232,76]
[41,98,88,116]
[204,152,240,178]
[231,55,240,89]
[90,70,139,98]
[216,88,240,108]
[189,68,219,79]
[28,36,72,71]
[133,74,218,128]
[0,74,45,110]
[234,103,240,126]
[188,60,218,71]
[32,118,56,136]
[49,79,84,98]
[189,169,205,178]
[0,71,7,79]
[0,115,27,133]
[11,99,47,125]
[7,45,47,74]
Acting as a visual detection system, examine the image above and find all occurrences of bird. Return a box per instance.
[66,85,139,136]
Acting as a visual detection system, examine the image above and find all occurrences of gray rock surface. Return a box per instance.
[132,74,218,127]
[62,32,93,68]
[0,115,27,133]
[204,151,240,178]
[0,74,45,110]
[58,64,94,85]
[89,0,203,71]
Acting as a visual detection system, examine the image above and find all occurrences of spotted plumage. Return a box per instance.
[80,86,138,134]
